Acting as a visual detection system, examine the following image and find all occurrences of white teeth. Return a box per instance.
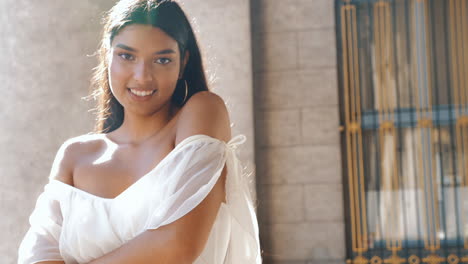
[130,89,154,97]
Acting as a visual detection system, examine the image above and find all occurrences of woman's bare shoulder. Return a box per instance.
[48,133,105,185]
[175,91,231,145]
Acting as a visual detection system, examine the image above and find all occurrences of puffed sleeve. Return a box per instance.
[142,137,228,230]
[18,184,64,264]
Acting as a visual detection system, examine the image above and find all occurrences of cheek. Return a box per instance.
[154,65,180,87]
[109,60,130,86]
[165,72,181,94]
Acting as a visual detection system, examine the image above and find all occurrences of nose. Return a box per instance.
[133,61,153,84]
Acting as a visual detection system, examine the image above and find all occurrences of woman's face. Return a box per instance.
[108,24,188,115]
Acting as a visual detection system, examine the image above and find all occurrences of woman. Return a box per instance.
[17,0,262,263]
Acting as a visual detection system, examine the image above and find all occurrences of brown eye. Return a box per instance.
[155,58,172,65]
[118,53,135,61]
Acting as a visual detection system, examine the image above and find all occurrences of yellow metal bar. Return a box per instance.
[449,0,468,251]
[342,2,368,254]
[431,127,441,251]
[449,0,460,110]
[424,0,433,116]
[374,0,402,253]
[464,0,468,107]
[411,0,420,119]
[410,0,430,251]
[352,4,362,123]
[342,3,358,253]
[456,117,468,249]
[391,125,402,251]
[458,0,467,106]
[348,5,356,127]
[348,5,363,251]
[352,4,368,250]
[412,0,440,251]
[374,2,383,115]
[426,0,440,250]
[385,1,396,119]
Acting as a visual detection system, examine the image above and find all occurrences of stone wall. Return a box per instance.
[1,1,114,262]
[251,0,346,263]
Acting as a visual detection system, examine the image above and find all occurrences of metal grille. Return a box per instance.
[335,0,468,263]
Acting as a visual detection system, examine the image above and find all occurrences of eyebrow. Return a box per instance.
[115,43,176,55]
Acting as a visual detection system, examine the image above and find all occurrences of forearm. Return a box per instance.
[88,228,195,264]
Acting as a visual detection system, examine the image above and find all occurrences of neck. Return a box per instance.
[109,102,178,146]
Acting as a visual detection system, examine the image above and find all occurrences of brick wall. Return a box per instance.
[251,0,346,263]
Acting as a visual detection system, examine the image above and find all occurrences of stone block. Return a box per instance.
[306,260,345,264]
[251,0,335,33]
[257,145,342,184]
[254,69,339,109]
[297,0,335,29]
[257,184,305,224]
[263,258,307,264]
[298,69,339,107]
[251,0,298,33]
[301,107,340,145]
[263,222,346,261]
[254,71,302,109]
[298,29,337,69]
[253,32,298,72]
[255,109,301,147]
[304,184,344,221]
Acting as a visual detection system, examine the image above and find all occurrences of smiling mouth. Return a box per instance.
[128,88,157,97]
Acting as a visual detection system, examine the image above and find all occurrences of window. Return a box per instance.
[336,0,468,262]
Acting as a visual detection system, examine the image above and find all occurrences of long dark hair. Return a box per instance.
[87,0,209,133]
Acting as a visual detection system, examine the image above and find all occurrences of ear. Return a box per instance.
[179,50,190,79]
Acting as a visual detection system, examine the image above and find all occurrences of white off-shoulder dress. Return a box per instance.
[18,134,262,264]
